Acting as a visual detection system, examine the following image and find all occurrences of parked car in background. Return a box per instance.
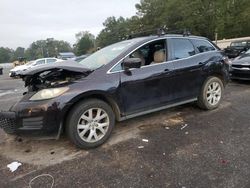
[9,58,63,77]
[230,49,250,80]
[73,54,90,63]
[57,52,76,60]
[0,66,3,75]
[0,34,230,149]
[224,40,250,58]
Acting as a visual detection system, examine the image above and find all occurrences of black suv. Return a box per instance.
[224,40,250,58]
[0,34,230,148]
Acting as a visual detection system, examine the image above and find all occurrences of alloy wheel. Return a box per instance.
[206,81,222,106]
[77,108,110,143]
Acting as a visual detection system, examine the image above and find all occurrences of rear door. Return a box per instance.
[168,38,205,100]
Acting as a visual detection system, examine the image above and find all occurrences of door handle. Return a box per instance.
[164,68,170,72]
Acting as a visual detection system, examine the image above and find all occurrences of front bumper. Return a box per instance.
[0,99,71,136]
[9,71,18,77]
[230,64,250,80]
[230,67,250,80]
[0,112,16,134]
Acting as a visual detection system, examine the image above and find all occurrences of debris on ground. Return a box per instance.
[185,132,189,135]
[7,161,22,172]
[165,126,170,130]
[220,159,229,165]
[138,146,144,149]
[142,139,149,143]
[163,153,166,156]
[181,124,188,130]
[29,174,54,188]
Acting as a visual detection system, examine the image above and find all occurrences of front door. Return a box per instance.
[119,39,175,115]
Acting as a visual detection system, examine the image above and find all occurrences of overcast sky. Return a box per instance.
[0,0,140,49]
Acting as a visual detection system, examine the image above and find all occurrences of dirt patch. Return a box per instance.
[0,135,86,166]
[171,143,200,159]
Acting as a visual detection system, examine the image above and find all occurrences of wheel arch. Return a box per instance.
[58,91,122,138]
[209,72,226,87]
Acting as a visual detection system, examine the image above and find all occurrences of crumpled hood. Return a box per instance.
[19,60,90,76]
[11,64,29,72]
[19,60,92,90]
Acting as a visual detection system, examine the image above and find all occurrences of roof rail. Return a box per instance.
[126,28,191,39]
[126,28,162,39]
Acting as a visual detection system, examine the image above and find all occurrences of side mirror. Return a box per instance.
[123,58,141,71]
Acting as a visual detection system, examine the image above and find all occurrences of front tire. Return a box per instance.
[197,76,224,110]
[66,99,115,149]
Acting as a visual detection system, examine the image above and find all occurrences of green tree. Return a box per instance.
[13,47,25,60]
[96,17,132,48]
[96,0,250,46]
[0,47,13,63]
[74,31,95,55]
[25,39,72,60]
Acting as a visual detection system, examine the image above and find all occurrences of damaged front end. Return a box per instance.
[0,61,91,137]
[22,68,89,92]
[20,60,92,92]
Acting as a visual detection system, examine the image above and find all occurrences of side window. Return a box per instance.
[192,39,216,53]
[35,59,45,65]
[110,39,167,72]
[47,59,57,63]
[171,39,195,59]
[192,39,215,53]
[129,39,167,66]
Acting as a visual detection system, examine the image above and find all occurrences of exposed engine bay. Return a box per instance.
[21,68,90,92]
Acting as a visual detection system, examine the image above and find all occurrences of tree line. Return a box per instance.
[0,39,72,63]
[1,0,250,63]
[96,0,250,47]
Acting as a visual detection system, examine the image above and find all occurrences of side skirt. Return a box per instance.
[119,98,197,121]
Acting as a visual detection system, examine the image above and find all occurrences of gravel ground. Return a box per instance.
[0,67,250,188]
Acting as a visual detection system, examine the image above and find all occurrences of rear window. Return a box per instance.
[191,39,216,53]
[47,59,57,63]
[171,38,195,59]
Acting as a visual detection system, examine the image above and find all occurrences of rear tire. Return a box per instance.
[66,99,115,149]
[197,76,224,110]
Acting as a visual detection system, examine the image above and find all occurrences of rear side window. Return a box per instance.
[47,59,57,63]
[192,39,216,53]
[171,38,195,59]
[35,60,45,65]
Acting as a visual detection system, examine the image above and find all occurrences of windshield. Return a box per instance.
[25,61,34,66]
[79,38,144,70]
